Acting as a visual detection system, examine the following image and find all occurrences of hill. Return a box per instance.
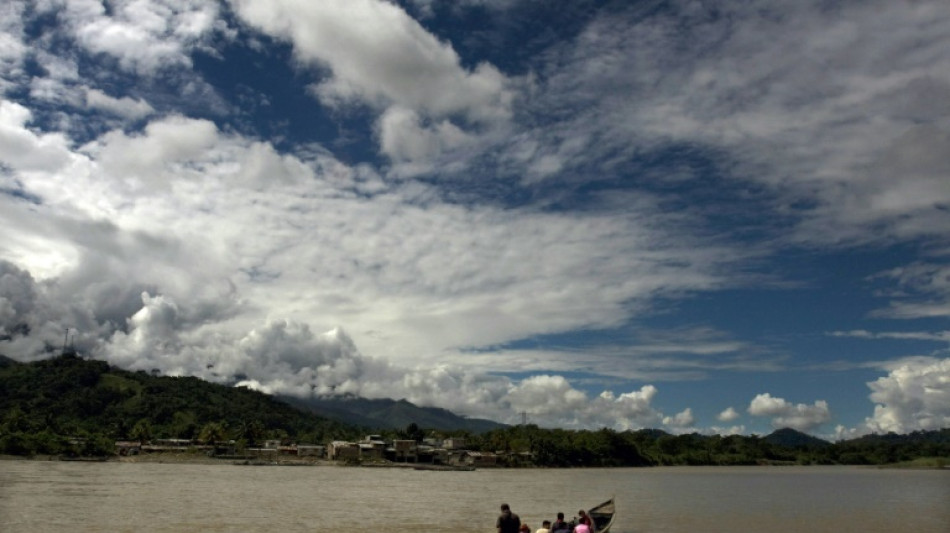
[765,428,831,448]
[0,354,360,455]
[280,394,506,433]
[0,354,503,456]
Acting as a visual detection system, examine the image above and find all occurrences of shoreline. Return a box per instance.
[3,453,946,469]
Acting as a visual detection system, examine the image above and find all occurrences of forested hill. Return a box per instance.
[280,394,505,433]
[0,353,361,455]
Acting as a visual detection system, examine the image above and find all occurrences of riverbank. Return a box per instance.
[3,453,947,469]
[0,452,337,466]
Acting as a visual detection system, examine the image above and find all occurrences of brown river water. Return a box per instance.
[1,461,947,532]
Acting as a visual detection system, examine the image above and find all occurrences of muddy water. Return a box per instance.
[0,462,947,532]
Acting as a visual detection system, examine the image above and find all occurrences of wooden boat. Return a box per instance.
[587,497,616,533]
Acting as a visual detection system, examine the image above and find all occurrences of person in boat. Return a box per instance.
[497,503,522,533]
[550,512,572,532]
[577,509,595,532]
[536,519,552,533]
[574,509,594,531]
[519,525,531,533]
[573,521,591,533]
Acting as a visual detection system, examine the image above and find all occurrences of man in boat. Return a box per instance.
[550,512,572,532]
[497,503,521,533]
[536,519,552,533]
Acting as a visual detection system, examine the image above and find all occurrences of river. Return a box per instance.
[0,461,947,532]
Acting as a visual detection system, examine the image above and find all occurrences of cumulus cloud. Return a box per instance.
[861,357,950,434]
[57,0,221,74]
[4,1,948,436]
[748,393,831,432]
[0,94,729,430]
[0,100,75,173]
[231,0,511,120]
[230,0,513,173]
[377,105,474,168]
[709,425,745,436]
[0,260,676,430]
[85,291,673,428]
[663,408,695,432]
[718,407,741,422]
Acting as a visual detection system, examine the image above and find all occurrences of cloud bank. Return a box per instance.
[2,0,949,436]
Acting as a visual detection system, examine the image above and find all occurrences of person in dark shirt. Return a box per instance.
[550,512,572,532]
[497,503,522,533]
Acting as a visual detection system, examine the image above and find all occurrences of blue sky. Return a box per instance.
[1,0,949,438]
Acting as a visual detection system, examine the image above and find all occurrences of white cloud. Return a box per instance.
[709,425,745,436]
[5,1,947,435]
[1,103,736,429]
[60,0,221,74]
[88,291,674,429]
[861,357,950,434]
[0,100,75,173]
[231,0,511,121]
[517,1,950,245]
[85,88,154,120]
[376,105,475,172]
[829,329,950,342]
[717,407,741,422]
[0,1,28,93]
[663,407,695,429]
[869,263,950,319]
[230,0,514,173]
[747,393,831,432]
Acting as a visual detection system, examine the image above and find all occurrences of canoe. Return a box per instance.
[587,497,616,533]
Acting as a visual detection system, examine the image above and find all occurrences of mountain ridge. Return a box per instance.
[279,394,507,433]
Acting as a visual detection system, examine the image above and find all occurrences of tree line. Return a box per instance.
[1,354,948,466]
[433,425,950,467]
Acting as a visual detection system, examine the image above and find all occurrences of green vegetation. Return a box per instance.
[0,354,360,457]
[442,425,950,467]
[2,354,948,467]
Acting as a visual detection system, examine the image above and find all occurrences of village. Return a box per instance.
[112,435,529,468]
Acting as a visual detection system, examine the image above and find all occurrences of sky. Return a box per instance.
[1,0,949,439]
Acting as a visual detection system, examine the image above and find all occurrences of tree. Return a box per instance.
[198,421,228,444]
[130,418,153,444]
[404,422,425,442]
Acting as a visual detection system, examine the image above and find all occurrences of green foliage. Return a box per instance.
[465,425,950,468]
[2,355,948,465]
[0,354,360,456]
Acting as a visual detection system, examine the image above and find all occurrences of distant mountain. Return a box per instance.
[634,428,671,440]
[765,428,831,448]
[0,354,19,368]
[280,394,507,433]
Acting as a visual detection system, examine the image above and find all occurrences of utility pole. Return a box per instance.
[62,328,70,354]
